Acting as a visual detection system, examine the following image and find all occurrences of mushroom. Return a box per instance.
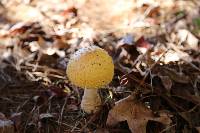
[67,46,114,113]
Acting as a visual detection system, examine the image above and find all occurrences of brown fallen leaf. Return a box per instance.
[107,95,171,133]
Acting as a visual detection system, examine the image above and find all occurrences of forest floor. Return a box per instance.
[0,0,200,132]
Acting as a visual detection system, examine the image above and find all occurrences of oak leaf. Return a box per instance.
[107,95,171,133]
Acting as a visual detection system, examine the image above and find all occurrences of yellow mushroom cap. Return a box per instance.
[67,46,114,89]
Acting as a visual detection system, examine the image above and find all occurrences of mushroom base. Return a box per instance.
[81,89,101,113]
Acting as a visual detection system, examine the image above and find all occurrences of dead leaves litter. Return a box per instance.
[107,95,171,133]
[0,112,14,133]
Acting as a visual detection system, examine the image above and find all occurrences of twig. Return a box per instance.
[58,97,68,133]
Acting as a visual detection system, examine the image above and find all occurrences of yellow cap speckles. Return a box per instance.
[66,46,114,89]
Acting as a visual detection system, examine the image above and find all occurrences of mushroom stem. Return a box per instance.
[81,89,101,113]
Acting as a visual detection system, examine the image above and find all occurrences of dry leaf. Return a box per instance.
[7,5,43,22]
[116,35,140,62]
[0,112,6,120]
[10,112,22,131]
[0,120,14,133]
[163,50,180,63]
[177,29,198,49]
[146,6,160,18]
[60,7,77,17]
[159,75,173,91]
[37,37,56,55]
[196,127,200,133]
[0,113,14,133]
[135,36,152,54]
[107,95,171,133]
[37,37,66,57]
[162,67,190,84]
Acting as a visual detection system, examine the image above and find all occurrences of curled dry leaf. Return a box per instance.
[106,95,171,133]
